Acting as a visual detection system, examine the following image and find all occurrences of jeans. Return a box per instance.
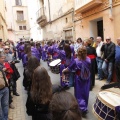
[96,57,104,79]
[0,87,9,120]
[102,61,113,83]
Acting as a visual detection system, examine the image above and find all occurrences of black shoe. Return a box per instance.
[96,77,100,80]
[82,111,87,117]
[99,78,104,81]
[13,92,20,96]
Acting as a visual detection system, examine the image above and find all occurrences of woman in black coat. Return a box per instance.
[26,66,52,120]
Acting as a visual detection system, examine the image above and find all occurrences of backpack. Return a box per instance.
[79,62,90,81]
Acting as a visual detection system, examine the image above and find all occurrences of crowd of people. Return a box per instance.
[0,36,120,120]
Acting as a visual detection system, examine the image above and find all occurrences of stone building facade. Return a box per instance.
[6,0,30,42]
[75,0,120,42]
[0,0,8,41]
[37,0,74,41]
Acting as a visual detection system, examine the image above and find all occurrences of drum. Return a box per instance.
[93,91,120,120]
[61,72,69,86]
[49,59,61,74]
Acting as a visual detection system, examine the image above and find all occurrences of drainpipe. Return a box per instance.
[109,0,113,20]
[72,8,75,41]
[48,0,51,23]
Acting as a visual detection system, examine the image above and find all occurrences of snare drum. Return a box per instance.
[61,72,69,86]
[49,59,61,74]
[93,91,120,120]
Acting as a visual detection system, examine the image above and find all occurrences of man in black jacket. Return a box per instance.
[101,37,115,84]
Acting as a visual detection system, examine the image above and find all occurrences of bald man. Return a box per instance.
[115,37,120,83]
[101,37,115,84]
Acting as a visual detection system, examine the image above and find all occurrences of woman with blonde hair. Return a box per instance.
[26,66,52,120]
[62,46,91,117]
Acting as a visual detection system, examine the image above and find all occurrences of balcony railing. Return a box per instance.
[36,7,47,27]
[36,7,46,19]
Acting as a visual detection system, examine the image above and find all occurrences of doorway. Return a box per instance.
[97,20,104,41]
[89,18,104,41]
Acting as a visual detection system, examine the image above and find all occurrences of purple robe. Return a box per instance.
[19,44,24,60]
[47,46,53,66]
[41,45,47,61]
[23,54,28,67]
[52,44,59,59]
[68,57,91,112]
[16,43,21,59]
[59,50,74,87]
[31,47,40,61]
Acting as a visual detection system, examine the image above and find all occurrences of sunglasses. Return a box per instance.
[106,39,110,41]
[5,48,9,50]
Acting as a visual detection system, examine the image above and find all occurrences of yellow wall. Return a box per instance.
[0,0,8,41]
[75,1,120,43]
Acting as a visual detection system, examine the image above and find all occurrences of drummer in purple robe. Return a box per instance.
[36,42,41,59]
[59,43,75,87]
[47,41,53,66]
[19,41,24,61]
[31,42,40,61]
[52,40,59,59]
[62,46,91,116]
[41,41,47,61]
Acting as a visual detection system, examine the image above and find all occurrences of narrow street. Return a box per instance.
[8,60,120,120]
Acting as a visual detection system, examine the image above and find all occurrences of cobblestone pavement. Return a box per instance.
[8,60,120,120]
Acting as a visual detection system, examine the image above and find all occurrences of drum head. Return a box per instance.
[98,91,120,108]
[49,59,61,67]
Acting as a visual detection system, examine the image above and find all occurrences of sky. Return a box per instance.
[27,0,42,40]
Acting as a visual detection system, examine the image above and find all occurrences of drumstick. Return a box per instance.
[101,82,120,90]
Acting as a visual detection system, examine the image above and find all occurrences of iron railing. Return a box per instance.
[36,7,46,19]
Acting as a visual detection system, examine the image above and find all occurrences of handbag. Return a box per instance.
[0,71,5,89]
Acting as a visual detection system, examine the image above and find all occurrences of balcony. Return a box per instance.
[16,19,26,23]
[75,0,102,13]
[36,7,47,28]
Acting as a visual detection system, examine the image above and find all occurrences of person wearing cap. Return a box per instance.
[115,37,120,84]
[101,37,115,84]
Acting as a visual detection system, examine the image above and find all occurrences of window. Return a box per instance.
[15,0,22,5]
[19,26,27,30]
[23,26,26,30]
[19,26,22,30]
[17,11,24,21]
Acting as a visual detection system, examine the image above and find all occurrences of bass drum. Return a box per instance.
[93,90,120,120]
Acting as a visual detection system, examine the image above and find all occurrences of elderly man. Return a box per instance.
[96,37,104,80]
[4,46,13,62]
[101,37,115,84]
[4,46,20,96]
[115,37,120,83]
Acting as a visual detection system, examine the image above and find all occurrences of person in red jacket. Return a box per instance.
[3,62,14,109]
